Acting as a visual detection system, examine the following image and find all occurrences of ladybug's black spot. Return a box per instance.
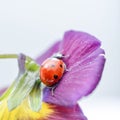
[54,74,58,79]
[60,64,62,68]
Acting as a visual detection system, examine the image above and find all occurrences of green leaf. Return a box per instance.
[29,80,42,112]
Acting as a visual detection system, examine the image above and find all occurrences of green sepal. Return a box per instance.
[0,81,16,101]
[25,60,40,71]
[0,54,42,112]
[29,80,42,112]
[7,70,39,111]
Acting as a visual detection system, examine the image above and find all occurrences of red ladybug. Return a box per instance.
[40,53,66,86]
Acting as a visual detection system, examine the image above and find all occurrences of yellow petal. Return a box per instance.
[0,97,54,120]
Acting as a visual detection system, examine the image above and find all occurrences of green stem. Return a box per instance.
[0,54,18,59]
[0,54,33,61]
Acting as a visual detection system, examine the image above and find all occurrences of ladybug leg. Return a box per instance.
[64,64,71,72]
[60,54,70,59]
[52,52,70,59]
[58,50,70,58]
[62,54,70,58]
[51,85,56,96]
[45,85,57,96]
[51,84,59,96]
[51,87,55,96]
[65,68,70,72]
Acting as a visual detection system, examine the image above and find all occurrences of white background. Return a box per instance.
[0,0,120,119]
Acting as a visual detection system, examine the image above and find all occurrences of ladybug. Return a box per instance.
[40,53,66,87]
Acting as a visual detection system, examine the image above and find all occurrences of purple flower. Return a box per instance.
[36,30,105,106]
[0,30,105,120]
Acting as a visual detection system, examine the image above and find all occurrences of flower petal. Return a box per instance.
[0,98,54,120]
[41,30,105,106]
[48,104,87,120]
[36,41,61,64]
[0,91,87,120]
[0,88,7,96]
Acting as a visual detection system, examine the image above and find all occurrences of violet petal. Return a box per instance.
[48,104,87,120]
[36,41,61,64]
[37,30,105,106]
[0,88,7,96]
